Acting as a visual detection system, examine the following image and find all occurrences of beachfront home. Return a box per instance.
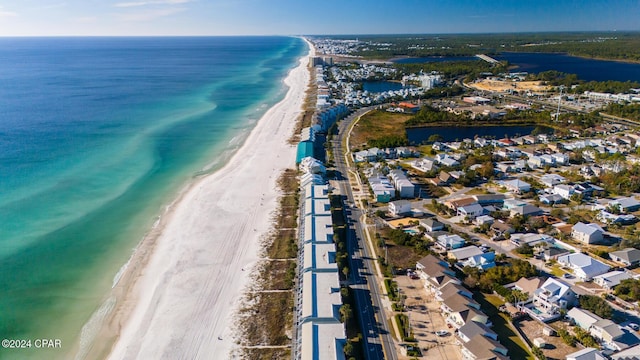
[572,222,605,245]
[610,248,640,267]
[299,156,326,175]
[557,253,610,281]
[299,320,346,360]
[593,271,634,290]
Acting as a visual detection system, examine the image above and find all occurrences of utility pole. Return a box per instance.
[555,85,564,122]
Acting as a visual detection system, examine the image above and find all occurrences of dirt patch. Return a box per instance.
[468,79,551,93]
[517,319,576,360]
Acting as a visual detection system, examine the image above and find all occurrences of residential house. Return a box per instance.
[572,222,605,245]
[368,173,394,203]
[420,218,445,232]
[553,184,576,200]
[462,252,496,271]
[431,171,453,186]
[473,194,507,206]
[506,277,546,303]
[475,215,494,226]
[541,174,566,187]
[510,204,544,218]
[449,246,484,262]
[388,200,412,217]
[388,169,416,198]
[442,295,489,329]
[540,193,566,205]
[567,307,602,330]
[457,321,498,343]
[416,255,460,290]
[532,278,576,316]
[503,179,531,193]
[458,203,484,219]
[557,253,610,281]
[460,334,509,360]
[503,199,528,210]
[543,247,569,261]
[446,197,477,211]
[552,152,570,165]
[565,348,607,360]
[593,271,634,290]
[437,234,466,250]
[609,197,640,213]
[610,344,640,360]
[412,157,438,173]
[490,221,515,238]
[436,282,473,302]
[590,319,625,348]
[610,248,640,267]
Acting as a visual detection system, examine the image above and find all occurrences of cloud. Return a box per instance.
[116,7,186,21]
[114,0,192,7]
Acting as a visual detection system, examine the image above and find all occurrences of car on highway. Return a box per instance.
[435,330,448,336]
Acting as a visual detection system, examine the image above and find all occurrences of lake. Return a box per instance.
[362,81,411,93]
[406,124,552,144]
[393,56,477,64]
[496,52,640,82]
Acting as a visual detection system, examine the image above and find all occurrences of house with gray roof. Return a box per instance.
[531,278,576,319]
[567,307,602,330]
[610,248,640,267]
[558,253,610,281]
[419,218,444,232]
[461,334,509,360]
[572,222,605,245]
[593,270,634,290]
[457,320,498,343]
[609,197,640,213]
[566,348,607,360]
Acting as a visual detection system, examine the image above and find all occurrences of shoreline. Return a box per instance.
[81,39,312,360]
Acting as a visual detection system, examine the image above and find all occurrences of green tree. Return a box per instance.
[340,304,353,323]
[579,295,613,319]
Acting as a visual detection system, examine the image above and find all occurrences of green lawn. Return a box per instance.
[475,292,534,360]
[549,264,568,277]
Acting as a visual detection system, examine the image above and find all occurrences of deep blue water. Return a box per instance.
[362,81,409,93]
[393,56,477,64]
[496,52,640,82]
[407,125,552,144]
[0,36,305,359]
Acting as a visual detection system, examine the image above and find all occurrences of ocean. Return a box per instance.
[0,36,305,359]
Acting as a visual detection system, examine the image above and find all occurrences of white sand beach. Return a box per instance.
[102,42,312,360]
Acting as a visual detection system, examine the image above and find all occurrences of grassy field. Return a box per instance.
[475,292,534,360]
[350,109,411,150]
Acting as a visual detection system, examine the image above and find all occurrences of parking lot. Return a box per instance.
[394,275,463,360]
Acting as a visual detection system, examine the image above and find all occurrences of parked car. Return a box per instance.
[629,323,639,331]
[435,330,448,336]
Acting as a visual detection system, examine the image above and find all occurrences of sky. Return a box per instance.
[0,0,638,36]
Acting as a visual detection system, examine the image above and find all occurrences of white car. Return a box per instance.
[630,323,639,331]
[435,330,448,336]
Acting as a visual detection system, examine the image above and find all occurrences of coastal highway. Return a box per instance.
[331,106,398,360]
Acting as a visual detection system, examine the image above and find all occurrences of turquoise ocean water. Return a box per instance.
[0,36,305,359]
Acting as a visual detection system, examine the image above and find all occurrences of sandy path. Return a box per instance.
[104,42,311,360]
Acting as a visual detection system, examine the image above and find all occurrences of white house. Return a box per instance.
[593,270,633,290]
[449,246,484,262]
[571,222,605,245]
[503,179,531,193]
[420,218,445,232]
[388,200,411,217]
[553,184,575,200]
[457,203,484,219]
[552,152,570,165]
[437,234,466,250]
[567,307,602,330]
[540,174,566,187]
[609,197,640,213]
[532,278,576,315]
[412,157,438,173]
[557,253,610,281]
